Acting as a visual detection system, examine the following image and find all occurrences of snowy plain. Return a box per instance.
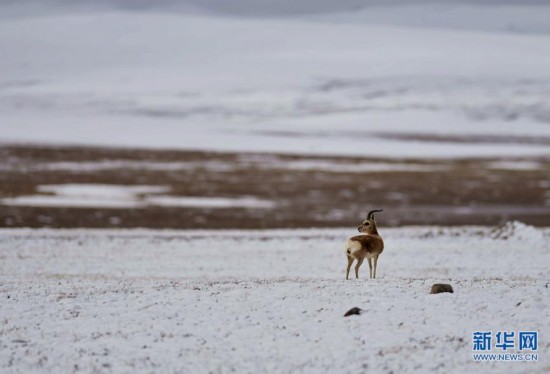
[1,223,549,373]
[1,1,550,158]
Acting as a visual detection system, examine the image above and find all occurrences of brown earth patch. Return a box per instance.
[1,144,549,229]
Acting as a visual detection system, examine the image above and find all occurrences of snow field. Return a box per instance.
[1,3,550,158]
[0,225,549,372]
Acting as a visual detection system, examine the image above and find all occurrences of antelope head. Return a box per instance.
[357,209,383,235]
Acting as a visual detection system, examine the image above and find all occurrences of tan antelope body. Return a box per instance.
[344,209,384,279]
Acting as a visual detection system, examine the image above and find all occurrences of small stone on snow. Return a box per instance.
[344,307,363,317]
[430,284,454,294]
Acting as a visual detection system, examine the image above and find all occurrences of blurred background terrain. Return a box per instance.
[1,0,549,228]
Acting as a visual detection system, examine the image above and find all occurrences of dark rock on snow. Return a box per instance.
[344,307,363,317]
[430,284,454,294]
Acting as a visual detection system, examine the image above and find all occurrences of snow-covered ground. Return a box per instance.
[1,223,549,372]
[1,1,550,158]
[0,184,276,209]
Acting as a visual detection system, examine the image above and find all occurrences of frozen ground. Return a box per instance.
[1,1,550,158]
[1,223,549,373]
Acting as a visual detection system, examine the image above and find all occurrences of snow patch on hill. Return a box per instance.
[1,3,550,158]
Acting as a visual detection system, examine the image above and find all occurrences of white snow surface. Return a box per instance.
[1,159,448,173]
[0,184,275,209]
[0,184,169,209]
[1,2,550,158]
[486,160,543,171]
[145,195,275,209]
[1,225,549,373]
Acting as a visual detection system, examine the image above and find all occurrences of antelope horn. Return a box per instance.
[367,209,384,219]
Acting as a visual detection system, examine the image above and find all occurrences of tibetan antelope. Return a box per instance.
[344,209,384,280]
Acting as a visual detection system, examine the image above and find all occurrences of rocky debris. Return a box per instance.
[430,284,454,294]
[344,307,364,317]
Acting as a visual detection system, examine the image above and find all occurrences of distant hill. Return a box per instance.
[2,0,550,18]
